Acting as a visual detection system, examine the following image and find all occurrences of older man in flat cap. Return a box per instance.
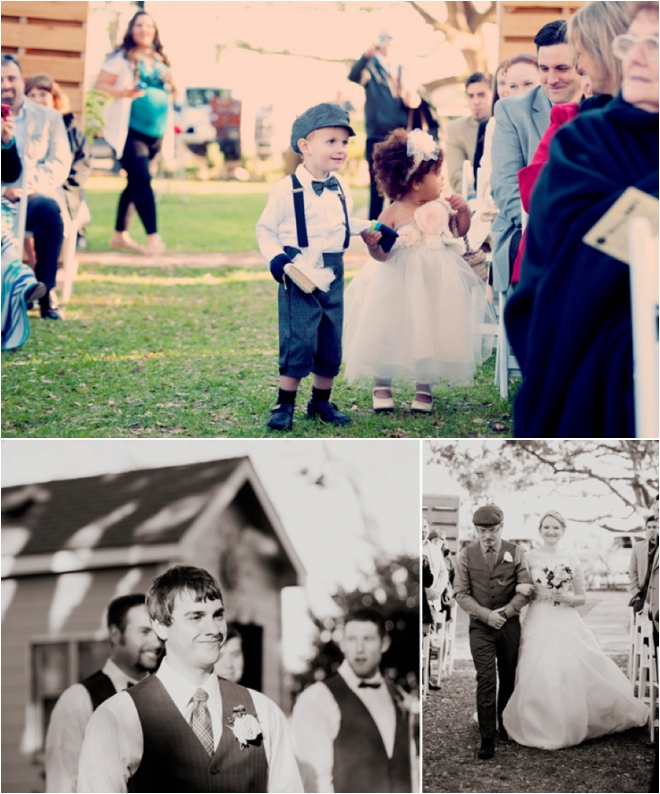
[454,505,532,760]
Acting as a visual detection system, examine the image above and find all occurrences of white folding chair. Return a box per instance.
[628,217,659,438]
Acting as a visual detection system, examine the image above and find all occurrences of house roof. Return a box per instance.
[2,458,305,582]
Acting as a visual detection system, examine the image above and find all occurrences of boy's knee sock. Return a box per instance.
[311,386,331,403]
[277,388,297,406]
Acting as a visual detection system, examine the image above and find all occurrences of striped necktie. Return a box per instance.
[189,688,214,756]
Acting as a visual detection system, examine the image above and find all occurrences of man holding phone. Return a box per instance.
[348,32,411,220]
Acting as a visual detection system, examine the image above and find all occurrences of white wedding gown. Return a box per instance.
[502,549,648,750]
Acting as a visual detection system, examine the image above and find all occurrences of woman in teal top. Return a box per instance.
[95,11,177,255]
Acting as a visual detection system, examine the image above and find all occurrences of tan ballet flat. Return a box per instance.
[372,388,394,412]
[411,391,433,413]
[109,235,146,254]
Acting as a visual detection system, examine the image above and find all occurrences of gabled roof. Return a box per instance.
[2,458,305,582]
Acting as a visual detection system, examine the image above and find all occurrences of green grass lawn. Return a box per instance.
[2,264,518,438]
[83,182,370,253]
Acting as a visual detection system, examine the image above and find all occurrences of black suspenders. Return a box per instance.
[290,174,350,250]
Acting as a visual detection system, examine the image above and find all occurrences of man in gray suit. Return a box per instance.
[454,506,532,760]
[490,20,581,292]
[629,513,658,612]
[445,72,492,194]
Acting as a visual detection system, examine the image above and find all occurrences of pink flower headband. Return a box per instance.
[405,128,439,183]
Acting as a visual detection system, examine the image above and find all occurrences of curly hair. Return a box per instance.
[372,129,443,201]
[118,11,170,67]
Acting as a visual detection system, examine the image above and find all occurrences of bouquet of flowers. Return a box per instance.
[535,564,573,605]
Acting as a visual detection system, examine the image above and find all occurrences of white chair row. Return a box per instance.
[628,608,658,741]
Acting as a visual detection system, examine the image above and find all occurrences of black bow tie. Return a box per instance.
[358,681,381,689]
[311,177,340,196]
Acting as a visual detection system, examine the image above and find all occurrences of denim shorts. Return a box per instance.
[278,251,344,378]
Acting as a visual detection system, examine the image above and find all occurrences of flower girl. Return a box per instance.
[344,128,494,413]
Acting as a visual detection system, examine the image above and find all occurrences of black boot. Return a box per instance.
[39,291,62,320]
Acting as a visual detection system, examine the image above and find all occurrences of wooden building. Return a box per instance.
[1,457,305,793]
[1,1,90,117]
[423,495,461,553]
[498,1,586,61]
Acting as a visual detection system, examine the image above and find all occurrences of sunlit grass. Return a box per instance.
[2,265,517,438]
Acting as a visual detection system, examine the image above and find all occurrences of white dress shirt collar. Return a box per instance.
[102,658,142,692]
[338,658,384,690]
[295,163,330,190]
[156,657,220,714]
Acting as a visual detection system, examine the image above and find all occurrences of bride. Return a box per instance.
[502,510,648,750]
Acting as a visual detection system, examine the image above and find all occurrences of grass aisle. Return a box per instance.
[2,264,517,438]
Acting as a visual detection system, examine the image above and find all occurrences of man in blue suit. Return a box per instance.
[490,20,581,293]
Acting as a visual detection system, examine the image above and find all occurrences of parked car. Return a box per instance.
[174,87,241,159]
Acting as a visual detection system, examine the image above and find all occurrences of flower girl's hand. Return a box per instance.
[447,193,469,214]
[361,229,382,249]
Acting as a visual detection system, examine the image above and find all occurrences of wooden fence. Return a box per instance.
[498,1,586,61]
[1,1,89,118]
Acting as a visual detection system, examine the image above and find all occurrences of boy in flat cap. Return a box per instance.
[453,505,532,760]
[256,103,383,431]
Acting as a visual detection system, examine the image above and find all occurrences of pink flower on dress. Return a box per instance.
[414,201,449,236]
[397,225,422,247]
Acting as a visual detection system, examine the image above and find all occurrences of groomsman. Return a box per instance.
[45,594,162,793]
[77,566,303,793]
[291,607,415,792]
[454,505,532,760]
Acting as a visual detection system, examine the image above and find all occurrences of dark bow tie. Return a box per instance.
[358,681,381,689]
[311,177,340,196]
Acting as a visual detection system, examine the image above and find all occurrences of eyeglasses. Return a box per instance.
[612,34,660,61]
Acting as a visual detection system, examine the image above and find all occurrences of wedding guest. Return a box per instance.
[504,1,659,437]
[490,20,581,293]
[1,53,71,319]
[453,505,532,760]
[291,607,415,792]
[569,1,633,99]
[445,72,493,194]
[510,2,632,286]
[45,595,162,793]
[629,514,658,613]
[94,10,177,255]
[25,75,91,246]
[78,566,303,793]
[348,31,411,219]
[214,623,245,683]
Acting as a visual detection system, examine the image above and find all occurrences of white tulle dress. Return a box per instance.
[343,199,494,386]
[502,549,648,750]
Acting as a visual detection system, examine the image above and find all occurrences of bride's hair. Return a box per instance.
[538,510,567,531]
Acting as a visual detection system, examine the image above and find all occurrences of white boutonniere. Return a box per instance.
[503,551,513,563]
[227,705,262,749]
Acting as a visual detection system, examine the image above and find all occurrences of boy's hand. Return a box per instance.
[269,254,292,284]
[447,193,469,214]
[361,229,382,249]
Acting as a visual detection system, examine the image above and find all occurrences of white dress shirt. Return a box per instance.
[45,658,140,793]
[256,164,370,264]
[77,658,303,793]
[290,659,399,793]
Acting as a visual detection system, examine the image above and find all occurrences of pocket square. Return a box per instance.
[503,551,513,563]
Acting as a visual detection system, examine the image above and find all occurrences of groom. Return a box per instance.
[454,505,532,760]
[77,565,303,792]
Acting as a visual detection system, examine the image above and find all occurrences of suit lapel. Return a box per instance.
[531,88,551,141]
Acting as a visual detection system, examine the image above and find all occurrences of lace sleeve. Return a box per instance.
[570,556,586,597]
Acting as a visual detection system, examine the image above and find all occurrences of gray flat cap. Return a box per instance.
[472,505,504,527]
[291,103,356,154]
